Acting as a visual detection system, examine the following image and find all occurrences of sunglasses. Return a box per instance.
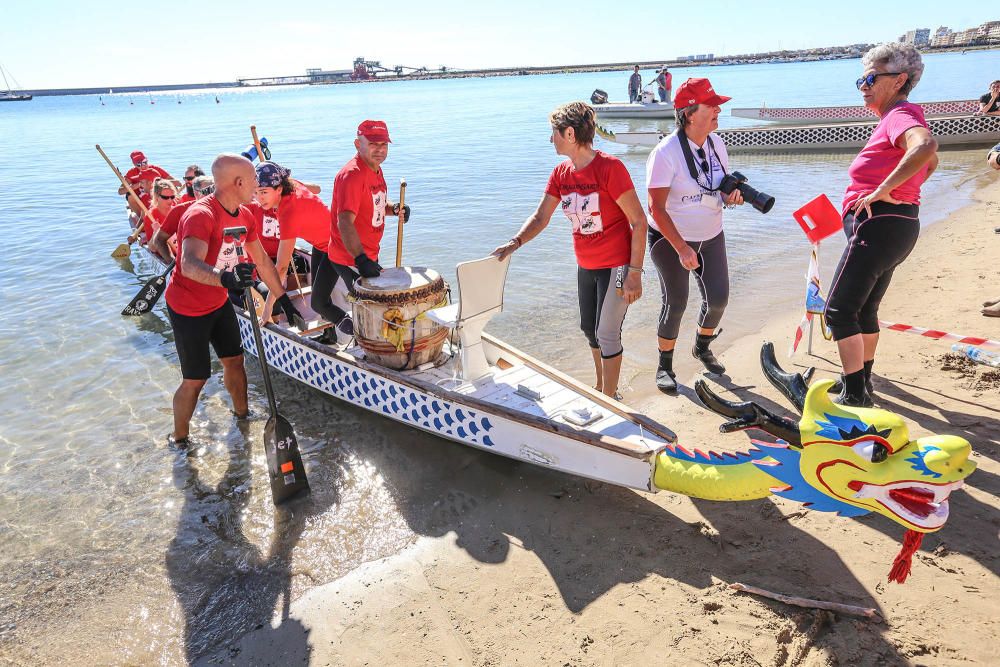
[856,72,900,90]
[696,147,709,173]
[184,176,195,181]
[160,193,176,199]
[196,185,215,195]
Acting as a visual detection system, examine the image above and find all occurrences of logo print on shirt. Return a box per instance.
[216,241,238,271]
[371,190,386,228]
[262,214,279,239]
[560,192,602,235]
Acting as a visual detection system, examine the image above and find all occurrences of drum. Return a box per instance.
[352,266,449,370]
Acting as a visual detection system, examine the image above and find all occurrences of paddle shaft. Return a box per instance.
[234,242,279,417]
[395,179,406,267]
[251,126,265,162]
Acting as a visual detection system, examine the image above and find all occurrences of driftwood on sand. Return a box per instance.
[729,582,882,621]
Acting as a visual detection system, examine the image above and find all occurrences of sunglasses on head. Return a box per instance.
[856,72,900,90]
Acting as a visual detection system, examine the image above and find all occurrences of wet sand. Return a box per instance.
[199,180,1000,664]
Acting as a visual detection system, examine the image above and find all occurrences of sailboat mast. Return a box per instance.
[1,65,11,93]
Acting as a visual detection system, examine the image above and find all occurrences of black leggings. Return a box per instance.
[577,265,631,358]
[309,248,347,324]
[648,228,729,340]
[825,202,919,341]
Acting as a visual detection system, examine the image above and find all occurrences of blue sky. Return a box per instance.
[4,2,997,88]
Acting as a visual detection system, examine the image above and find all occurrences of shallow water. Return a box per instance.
[1,51,996,663]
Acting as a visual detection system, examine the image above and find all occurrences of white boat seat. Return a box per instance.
[426,255,510,381]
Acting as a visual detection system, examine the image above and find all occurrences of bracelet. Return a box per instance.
[510,237,522,249]
[628,265,644,273]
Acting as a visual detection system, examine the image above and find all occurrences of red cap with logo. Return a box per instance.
[672,78,732,109]
[357,120,392,143]
[130,150,147,166]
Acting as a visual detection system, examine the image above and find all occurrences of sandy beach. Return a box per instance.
[193,176,1000,666]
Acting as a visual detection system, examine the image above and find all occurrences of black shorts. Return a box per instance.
[167,300,244,380]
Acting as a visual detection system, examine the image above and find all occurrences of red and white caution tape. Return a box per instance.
[878,320,1000,351]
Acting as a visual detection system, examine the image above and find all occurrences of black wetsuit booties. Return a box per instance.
[656,349,677,392]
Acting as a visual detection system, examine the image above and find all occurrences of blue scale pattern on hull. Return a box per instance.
[237,320,496,448]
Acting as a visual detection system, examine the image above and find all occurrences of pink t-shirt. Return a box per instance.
[842,101,930,214]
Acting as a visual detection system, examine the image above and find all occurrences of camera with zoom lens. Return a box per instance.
[718,171,775,214]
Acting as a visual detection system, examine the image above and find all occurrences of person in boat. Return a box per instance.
[179,165,205,203]
[142,178,177,244]
[312,119,409,345]
[645,77,745,393]
[655,67,672,103]
[628,65,642,103]
[163,154,304,446]
[253,161,333,324]
[978,80,1000,116]
[121,150,176,216]
[492,101,646,400]
[823,43,938,407]
[149,176,215,259]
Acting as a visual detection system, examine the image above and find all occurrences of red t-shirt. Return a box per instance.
[246,201,281,259]
[143,205,170,243]
[278,183,331,251]
[842,101,930,214]
[327,155,388,265]
[160,199,197,238]
[165,195,260,317]
[125,164,171,187]
[544,151,635,269]
[178,192,196,204]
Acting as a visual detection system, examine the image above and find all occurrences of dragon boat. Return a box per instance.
[596,113,1000,152]
[731,99,979,124]
[126,224,975,582]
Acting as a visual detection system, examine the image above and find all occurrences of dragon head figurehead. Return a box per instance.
[774,378,972,532]
[696,343,975,534]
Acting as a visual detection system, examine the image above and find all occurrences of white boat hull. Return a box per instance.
[234,316,667,491]
[732,99,979,123]
[598,114,1000,152]
[594,101,675,118]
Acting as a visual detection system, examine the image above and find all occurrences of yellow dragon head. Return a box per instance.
[697,344,975,533]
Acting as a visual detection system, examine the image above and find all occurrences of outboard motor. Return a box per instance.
[640,89,655,104]
[590,89,609,105]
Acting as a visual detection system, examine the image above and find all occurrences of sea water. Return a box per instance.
[1,50,997,662]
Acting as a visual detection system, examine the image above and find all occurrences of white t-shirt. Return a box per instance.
[645,130,730,242]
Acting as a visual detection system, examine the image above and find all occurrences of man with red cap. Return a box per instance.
[120,150,178,217]
[311,119,409,345]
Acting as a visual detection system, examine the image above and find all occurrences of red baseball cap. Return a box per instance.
[130,150,147,165]
[357,120,391,143]
[672,78,731,109]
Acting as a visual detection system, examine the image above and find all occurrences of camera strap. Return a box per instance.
[677,128,726,192]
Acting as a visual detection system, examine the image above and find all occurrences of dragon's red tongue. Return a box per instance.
[889,488,935,518]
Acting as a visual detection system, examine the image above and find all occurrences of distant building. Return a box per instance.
[931,26,953,47]
[899,28,930,45]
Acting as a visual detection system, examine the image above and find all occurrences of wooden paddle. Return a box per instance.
[395,178,407,267]
[226,225,310,504]
[96,144,153,258]
[122,259,174,316]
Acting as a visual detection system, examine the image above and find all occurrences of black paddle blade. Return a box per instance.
[122,274,168,316]
[264,414,310,504]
